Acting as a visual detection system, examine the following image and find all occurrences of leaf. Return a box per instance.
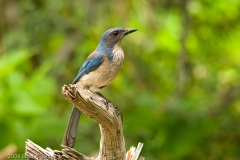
[0,50,33,79]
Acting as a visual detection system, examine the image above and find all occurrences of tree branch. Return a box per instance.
[25,84,144,159]
[62,84,125,159]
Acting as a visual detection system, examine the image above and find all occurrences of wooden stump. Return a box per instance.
[25,84,144,160]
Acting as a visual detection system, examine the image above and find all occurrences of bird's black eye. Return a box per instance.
[113,31,119,36]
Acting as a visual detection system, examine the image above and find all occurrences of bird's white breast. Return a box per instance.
[76,45,124,92]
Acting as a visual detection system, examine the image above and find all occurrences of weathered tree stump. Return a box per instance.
[25,84,144,160]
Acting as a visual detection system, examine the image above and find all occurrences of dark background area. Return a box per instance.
[1,0,240,159]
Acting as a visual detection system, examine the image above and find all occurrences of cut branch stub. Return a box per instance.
[62,84,125,160]
[25,84,144,160]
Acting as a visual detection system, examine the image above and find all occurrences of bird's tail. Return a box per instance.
[62,106,81,147]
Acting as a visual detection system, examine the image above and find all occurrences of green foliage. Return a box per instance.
[1,0,240,159]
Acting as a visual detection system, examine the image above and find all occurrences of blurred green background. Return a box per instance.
[1,0,240,159]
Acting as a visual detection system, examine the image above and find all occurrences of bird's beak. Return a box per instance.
[123,28,137,36]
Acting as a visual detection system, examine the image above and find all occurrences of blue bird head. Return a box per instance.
[97,27,137,49]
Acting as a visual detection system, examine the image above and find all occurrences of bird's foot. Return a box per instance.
[95,92,109,109]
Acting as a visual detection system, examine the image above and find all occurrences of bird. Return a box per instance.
[62,27,137,148]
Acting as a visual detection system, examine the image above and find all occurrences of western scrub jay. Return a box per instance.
[62,27,137,147]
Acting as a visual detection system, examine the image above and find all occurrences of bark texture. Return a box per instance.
[25,84,144,160]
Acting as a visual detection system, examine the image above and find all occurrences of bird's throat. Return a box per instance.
[112,44,124,65]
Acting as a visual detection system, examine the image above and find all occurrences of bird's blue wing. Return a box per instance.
[72,53,104,84]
